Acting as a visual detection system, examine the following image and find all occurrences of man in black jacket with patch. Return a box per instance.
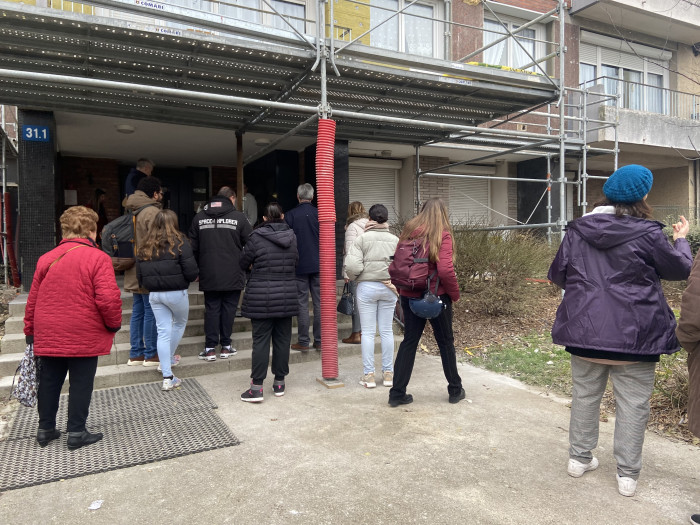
[189,186,252,361]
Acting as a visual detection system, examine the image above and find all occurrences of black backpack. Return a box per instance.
[101,204,154,270]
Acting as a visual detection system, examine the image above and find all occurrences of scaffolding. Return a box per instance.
[0,0,618,244]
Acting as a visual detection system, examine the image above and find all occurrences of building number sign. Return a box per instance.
[22,125,50,142]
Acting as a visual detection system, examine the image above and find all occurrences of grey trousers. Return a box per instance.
[295,273,321,346]
[569,355,656,480]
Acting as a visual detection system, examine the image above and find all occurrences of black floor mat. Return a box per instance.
[0,379,239,491]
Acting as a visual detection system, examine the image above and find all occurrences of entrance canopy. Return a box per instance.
[0,2,559,147]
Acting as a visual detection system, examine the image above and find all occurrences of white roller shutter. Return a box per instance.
[448,176,490,225]
[349,158,400,222]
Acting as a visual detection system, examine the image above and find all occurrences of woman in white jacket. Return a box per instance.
[344,204,399,388]
[342,201,368,344]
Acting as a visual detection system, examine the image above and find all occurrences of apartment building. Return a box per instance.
[1,0,697,287]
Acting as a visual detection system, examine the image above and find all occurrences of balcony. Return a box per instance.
[582,77,700,151]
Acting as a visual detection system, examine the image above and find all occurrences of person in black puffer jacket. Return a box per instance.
[137,210,199,391]
[239,202,298,402]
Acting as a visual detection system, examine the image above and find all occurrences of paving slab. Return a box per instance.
[0,353,697,524]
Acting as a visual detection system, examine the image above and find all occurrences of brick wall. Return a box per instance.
[59,156,120,221]
[416,155,451,206]
[492,0,570,11]
[451,1,483,61]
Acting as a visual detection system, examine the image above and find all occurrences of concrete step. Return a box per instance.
[1,308,356,353]
[0,336,400,396]
[7,281,348,318]
[0,321,368,376]
[8,287,205,317]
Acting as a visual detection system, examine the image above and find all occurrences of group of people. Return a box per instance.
[20,160,699,522]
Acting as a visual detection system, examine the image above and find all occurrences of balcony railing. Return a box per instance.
[581,76,700,121]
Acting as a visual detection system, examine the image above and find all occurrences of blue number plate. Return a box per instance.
[22,125,50,142]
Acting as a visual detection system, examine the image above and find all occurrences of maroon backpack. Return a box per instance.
[389,239,432,292]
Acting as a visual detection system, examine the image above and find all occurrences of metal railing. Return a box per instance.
[581,76,700,120]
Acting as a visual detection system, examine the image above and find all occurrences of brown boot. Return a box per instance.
[342,332,361,344]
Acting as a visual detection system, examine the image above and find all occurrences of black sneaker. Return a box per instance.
[198,349,216,361]
[241,386,263,403]
[273,382,285,397]
[449,388,466,404]
[388,394,413,407]
[220,346,237,359]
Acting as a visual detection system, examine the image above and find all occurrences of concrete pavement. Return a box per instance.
[0,352,698,524]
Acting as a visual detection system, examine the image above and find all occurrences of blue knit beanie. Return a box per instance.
[603,164,653,204]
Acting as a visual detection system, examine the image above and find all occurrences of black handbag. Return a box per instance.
[337,282,355,315]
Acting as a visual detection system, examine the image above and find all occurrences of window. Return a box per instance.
[369,0,439,58]
[218,0,305,33]
[579,34,669,114]
[483,17,542,71]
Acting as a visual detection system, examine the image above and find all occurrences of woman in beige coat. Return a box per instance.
[344,204,398,388]
[674,251,700,525]
[342,201,368,344]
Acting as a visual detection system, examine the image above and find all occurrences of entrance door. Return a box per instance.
[158,167,208,232]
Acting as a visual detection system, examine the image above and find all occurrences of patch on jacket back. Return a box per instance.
[198,217,240,230]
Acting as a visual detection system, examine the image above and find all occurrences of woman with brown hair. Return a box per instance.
[24,206,122,450]
[549,164,691,497]
[137,209,198,391]
[388,197,463,407]
[342,200,369,344]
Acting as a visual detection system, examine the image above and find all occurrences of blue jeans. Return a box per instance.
[130,293,157,359]
[149,290,190,378]
[295,273,321,346]
[356,281,397,375]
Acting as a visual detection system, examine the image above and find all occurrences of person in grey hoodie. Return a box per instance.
[239,203,298,402]
[548,164,691,498]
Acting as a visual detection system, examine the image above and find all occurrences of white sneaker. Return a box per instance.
[359,373,376,388]
[383,371,394,387]
[567,457,599,478]
[162,377,182,391]
[616,474,637,497]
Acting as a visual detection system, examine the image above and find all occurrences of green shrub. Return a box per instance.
[453,228,556,316]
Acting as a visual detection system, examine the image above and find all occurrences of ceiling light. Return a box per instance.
[115,124,135,134]
[254,138,271,147]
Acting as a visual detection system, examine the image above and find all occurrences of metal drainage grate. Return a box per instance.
[0,379,239,491]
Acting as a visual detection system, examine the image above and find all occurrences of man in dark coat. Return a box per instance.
[284,183,320,351]
[124,158,154,199]
[189,186,252,361]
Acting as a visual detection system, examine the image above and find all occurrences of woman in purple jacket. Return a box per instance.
[548,164,692,498]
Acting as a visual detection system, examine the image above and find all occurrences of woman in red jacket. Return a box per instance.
[388,197,463,407]
[24,206,122,450]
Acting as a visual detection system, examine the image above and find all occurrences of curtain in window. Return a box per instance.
[512,26,535,70]
[579,63,596,89]
[405,3,433,57]
[271,0,305,33]
[370,0,399,51]
[483,19,507,66]
[623,69,642,110]
[646,73,664,114]
[602,65,619,105]
[219,0,261,24]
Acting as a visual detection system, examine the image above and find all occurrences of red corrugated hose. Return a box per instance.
[316,118,338,379]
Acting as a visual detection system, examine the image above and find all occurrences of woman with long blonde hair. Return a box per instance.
[137,209,198,391]
[388,197,463,407]
[342,200,369,344]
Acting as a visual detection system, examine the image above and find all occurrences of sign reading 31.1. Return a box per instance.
[22,125,50,142]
